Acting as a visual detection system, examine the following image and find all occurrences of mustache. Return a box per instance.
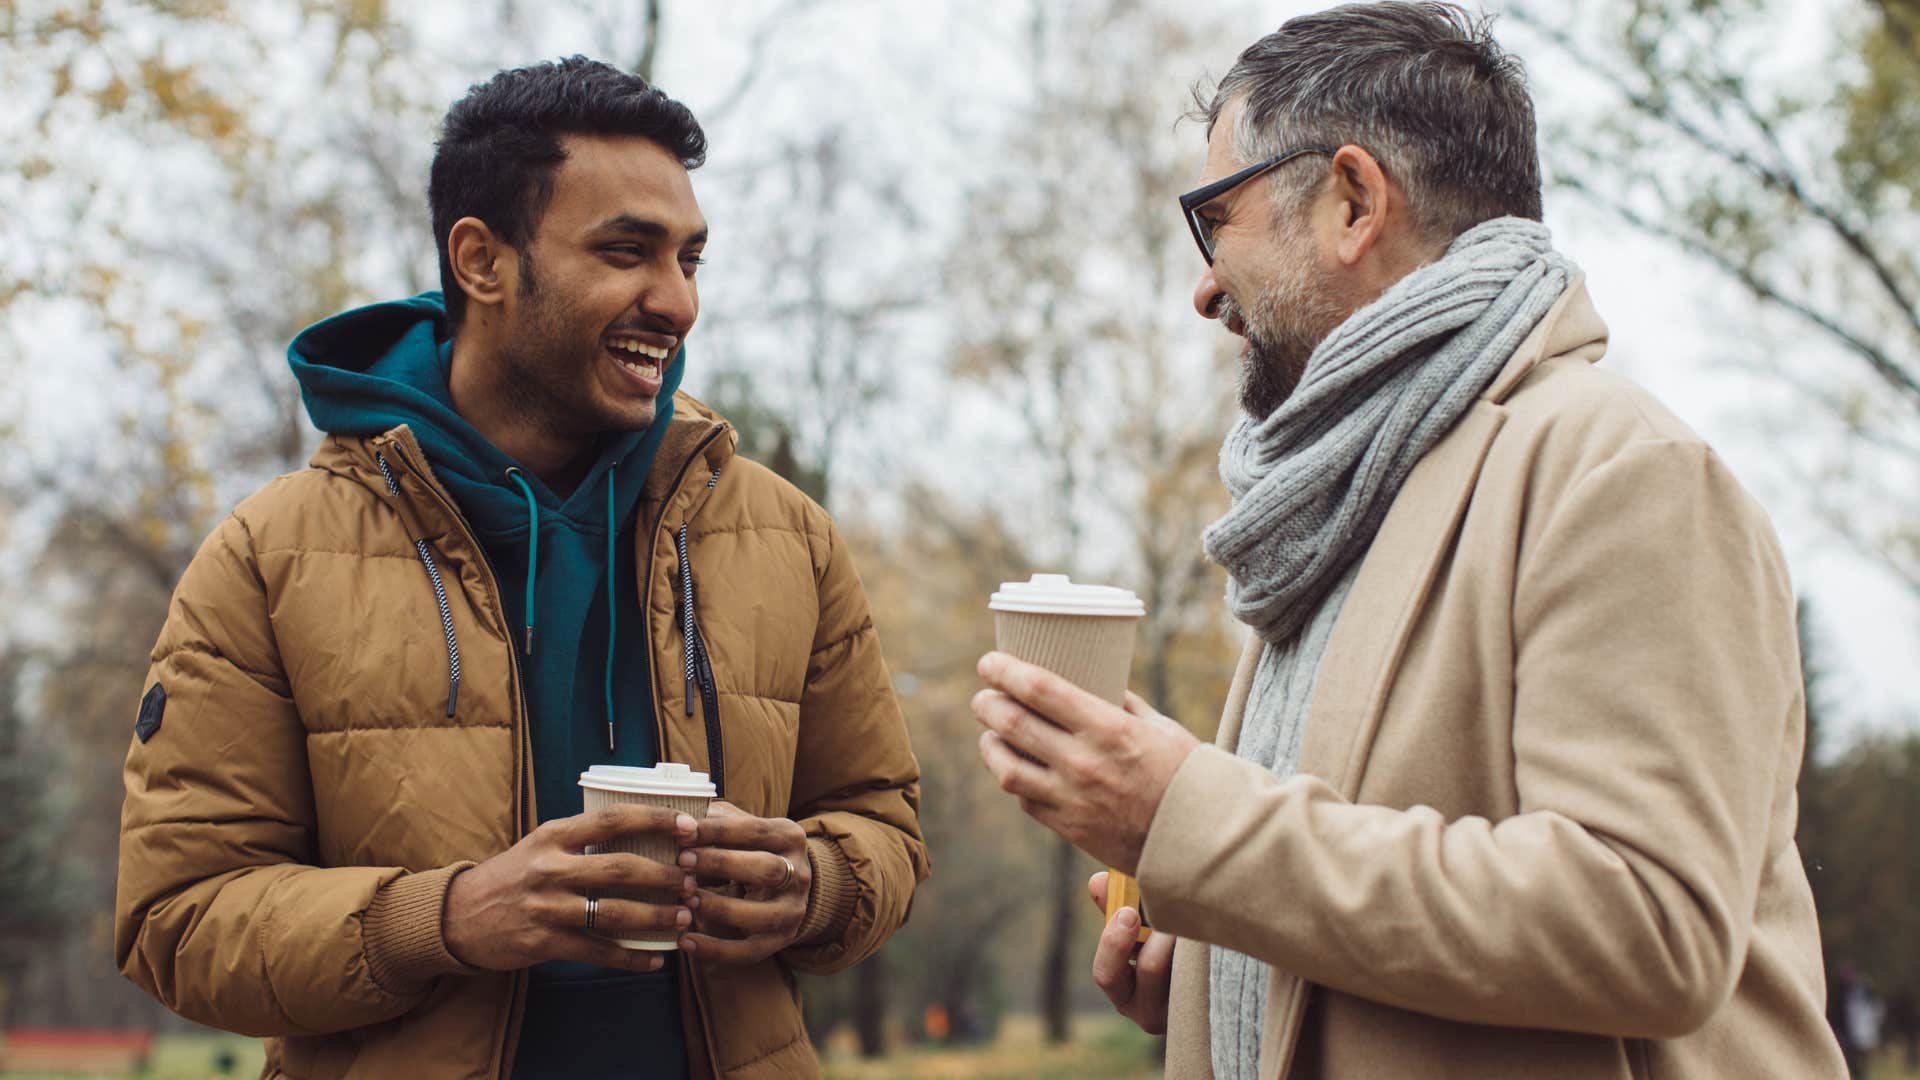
[604,318,683,339]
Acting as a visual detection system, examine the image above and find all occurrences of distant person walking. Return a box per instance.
[115,58,926,1079]
[1830,961,1884,1077]
[970,4,1849,1076]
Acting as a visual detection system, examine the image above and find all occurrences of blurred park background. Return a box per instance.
[0,0,1916,1075]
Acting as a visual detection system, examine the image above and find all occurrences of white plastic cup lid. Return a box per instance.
[988,573,1146,617]
[579,762,716,797]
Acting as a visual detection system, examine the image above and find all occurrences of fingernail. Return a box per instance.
[678,851,697,869]
[978,652,998,677]
[682,875,697,894]
[676,908,692,927]
[1117,908,1139,930]
[647,956,664,971]
[686,893,701,909]
[676,814,697,836]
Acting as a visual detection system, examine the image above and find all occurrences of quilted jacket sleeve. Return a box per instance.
[781,517,930,974]
[115,512,472,1037]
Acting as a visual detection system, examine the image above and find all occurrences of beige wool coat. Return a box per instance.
[117,394,929,1079]
[1138,282,1847,1079]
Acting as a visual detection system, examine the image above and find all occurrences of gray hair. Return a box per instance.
[1194,2,1543,242]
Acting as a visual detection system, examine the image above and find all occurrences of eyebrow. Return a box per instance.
[593,213,709,247]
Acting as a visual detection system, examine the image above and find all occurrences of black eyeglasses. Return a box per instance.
[1178,145,1337,264]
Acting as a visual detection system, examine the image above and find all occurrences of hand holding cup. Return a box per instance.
[442,802,695,973]
[979,574,1188,939]
[676,800,814,964]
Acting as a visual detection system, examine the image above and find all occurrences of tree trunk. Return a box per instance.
[853,955,886,1058]
[635,0,662,82]
[1041,834,1077,1043]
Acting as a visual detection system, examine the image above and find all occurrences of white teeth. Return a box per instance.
[608,337,671,361]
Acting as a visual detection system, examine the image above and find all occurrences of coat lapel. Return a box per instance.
[1254,399,1507,1080]
[1256,279,1602,1080]
[1291,401,1507,797]
[1292,277,1599,796]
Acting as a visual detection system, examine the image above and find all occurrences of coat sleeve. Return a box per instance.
[116,512,474,1037]
[780,517,930,974]
[1135,439,1797,1038]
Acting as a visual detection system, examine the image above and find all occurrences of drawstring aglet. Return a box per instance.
[524,625,534,655]
[685,673,696,716]
[607,721,615,754]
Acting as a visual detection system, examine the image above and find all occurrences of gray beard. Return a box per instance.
[1220,293,1311,422]
[1221,262,1351,421]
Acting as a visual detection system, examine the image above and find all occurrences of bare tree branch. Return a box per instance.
[1510,9,1920,404]
[1562,175,1920,408]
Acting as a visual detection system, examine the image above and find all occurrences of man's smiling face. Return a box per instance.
[1190,99,1352,420]
[498,133,708,438]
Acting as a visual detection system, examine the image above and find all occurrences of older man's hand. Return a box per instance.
[1088,871,1176,1034]
[972,651,1199,874]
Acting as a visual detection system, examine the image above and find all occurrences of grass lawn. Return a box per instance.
[1,1015,1157,1079]
[823,1014,1160,1080]
[4,1025,1906,1078]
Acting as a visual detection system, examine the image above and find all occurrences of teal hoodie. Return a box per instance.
[291,292,687,1079]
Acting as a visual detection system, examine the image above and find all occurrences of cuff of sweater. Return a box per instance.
[362,862,479,996]
[793,837,856,947]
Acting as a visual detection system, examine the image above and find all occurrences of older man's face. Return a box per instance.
[1189,100,1351,420]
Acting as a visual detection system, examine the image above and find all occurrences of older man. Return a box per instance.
[971,4,1847,1077]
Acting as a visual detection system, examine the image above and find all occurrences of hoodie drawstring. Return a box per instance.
[604,465,618,753]
[504,468,538,656]
[508,464,621,753]
[376,452,462,717]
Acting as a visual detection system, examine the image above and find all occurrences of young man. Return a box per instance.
[117,57,927,1079]
[971,5,1846,1077]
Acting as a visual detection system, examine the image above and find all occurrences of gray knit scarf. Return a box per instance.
[1201,218,1575,1080]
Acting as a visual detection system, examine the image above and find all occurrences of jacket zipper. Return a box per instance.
[676,521,725,799]
[380,433,535,1080]
[639,424,729,1077]
[397,423,730,1077]
[642,423,729,764]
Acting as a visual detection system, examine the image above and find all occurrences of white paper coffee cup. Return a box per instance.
[988,575,1153,941]
[988,573,1145,704]
[579,763,716,950]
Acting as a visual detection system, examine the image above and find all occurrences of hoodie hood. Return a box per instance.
[289,290,685,540]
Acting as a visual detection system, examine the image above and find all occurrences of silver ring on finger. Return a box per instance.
[775,855,795,892]
[583,893,598,932]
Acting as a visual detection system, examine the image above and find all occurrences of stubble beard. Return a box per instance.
[497,255,653,443]
[1226,239,1352,423]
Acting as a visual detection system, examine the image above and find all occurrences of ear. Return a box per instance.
[1326,145,1393,268]
[447,216,514,312]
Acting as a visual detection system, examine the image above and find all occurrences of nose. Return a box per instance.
[1193,265,1225,320]
[642,269,699,335]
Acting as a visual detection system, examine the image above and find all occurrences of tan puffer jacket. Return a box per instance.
[116,394,929,1078]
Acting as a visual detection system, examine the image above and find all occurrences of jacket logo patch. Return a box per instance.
[135,683,166,743]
